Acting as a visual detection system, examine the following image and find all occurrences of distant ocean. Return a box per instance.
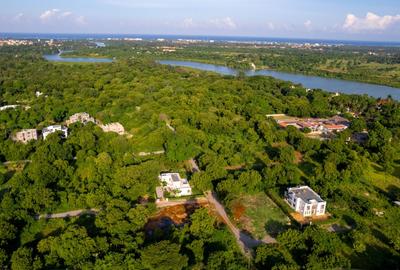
[1,32,400,47]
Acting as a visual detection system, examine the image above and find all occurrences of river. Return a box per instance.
[158,60,400,100]
[44,52,112,63]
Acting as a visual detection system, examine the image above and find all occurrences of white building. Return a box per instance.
[66,112,96,126]
[12,129,38,144]
[285,186,326,217]
[42,125,68,140]
[159,173,192,197]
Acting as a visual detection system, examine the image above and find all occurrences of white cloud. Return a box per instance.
[209,17,236,29]
[304,20,312,29]
[13,13,24,22]
[182,18,195,28]
[39,9,87,25]
[75,16,87,25]
[60,11,73,18]
[267,22,275,30]
[343,12,400,31]
[40,9,60,21]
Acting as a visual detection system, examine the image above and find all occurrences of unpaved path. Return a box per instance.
[156,197,208,208]
[37,208,100,220]
[3,160,32,165]
[37,198,208,220]
[205,191,276,258]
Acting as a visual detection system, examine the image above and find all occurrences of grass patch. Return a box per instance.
[365,162,400,199]
[229,193,290,239]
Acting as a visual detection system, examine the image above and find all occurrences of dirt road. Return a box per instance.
[205,191,277,258]
[37,208,100,220]
[156,197,208,208]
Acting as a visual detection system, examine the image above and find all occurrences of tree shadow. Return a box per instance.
[374,184,400,202]
[265,145,280,161]
[350,243,400,270]
[342,215,357,228]
[298,161,316,177]
[265,219,287,238]
[386,185,400,201]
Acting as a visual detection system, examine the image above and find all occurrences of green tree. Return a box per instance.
[189,208,216,239]
[140,241,188,270]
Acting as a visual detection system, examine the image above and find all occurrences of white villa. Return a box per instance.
[12,129,38,144]
[66,112,96,126]
[159,173,192,197]
[285,186,326,217]
[42,125,68,140]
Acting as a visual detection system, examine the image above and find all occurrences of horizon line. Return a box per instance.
[1,31,400,44]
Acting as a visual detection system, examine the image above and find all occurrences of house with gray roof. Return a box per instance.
[285,186,326,217]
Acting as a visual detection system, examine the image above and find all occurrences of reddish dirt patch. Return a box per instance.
[290,212,330,225]
[146,202,219,232]
[294,151,303,164]
[232,201,246,221]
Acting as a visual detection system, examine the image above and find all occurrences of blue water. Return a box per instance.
[44,53,112,63]
[159,60,400,100]
[2,32,400,47]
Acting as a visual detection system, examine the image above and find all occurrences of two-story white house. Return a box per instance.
[285,186,326,217]
[42,125,68,140]
[159,173,192,197]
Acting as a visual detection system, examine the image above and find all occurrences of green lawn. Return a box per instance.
[230,193,290,239]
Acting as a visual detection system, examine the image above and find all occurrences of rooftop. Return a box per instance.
[288,186,324,203]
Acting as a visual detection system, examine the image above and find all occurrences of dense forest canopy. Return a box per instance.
[0,42,399,269]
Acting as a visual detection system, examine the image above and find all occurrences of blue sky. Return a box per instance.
[1,0,400,41]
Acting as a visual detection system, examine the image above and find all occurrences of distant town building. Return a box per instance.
[159,173,192,197]
[99,122,125,135]
[273,115,350,135]
[42,125,68,140]
[285,186,326,217]
[66,112,96,126]
[12,129,38,144]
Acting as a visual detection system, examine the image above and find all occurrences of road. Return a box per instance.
[3,160,32,165]
[205,191,276,258]
[137,150,165,157]
[36,198,208,220]
[156,197,208,208]
[37,208,100,220]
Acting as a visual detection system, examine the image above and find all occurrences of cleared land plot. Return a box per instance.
[229,193,290,239]
[146,201,219,233]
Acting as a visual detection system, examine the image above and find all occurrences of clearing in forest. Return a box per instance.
[229,193,290,240]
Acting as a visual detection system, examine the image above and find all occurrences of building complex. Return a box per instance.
[270,115,350,134]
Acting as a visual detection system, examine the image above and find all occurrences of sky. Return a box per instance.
[1,0,400,41]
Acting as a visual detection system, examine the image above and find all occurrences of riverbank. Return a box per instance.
[157,56,400,89]
[158,60,400,100]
